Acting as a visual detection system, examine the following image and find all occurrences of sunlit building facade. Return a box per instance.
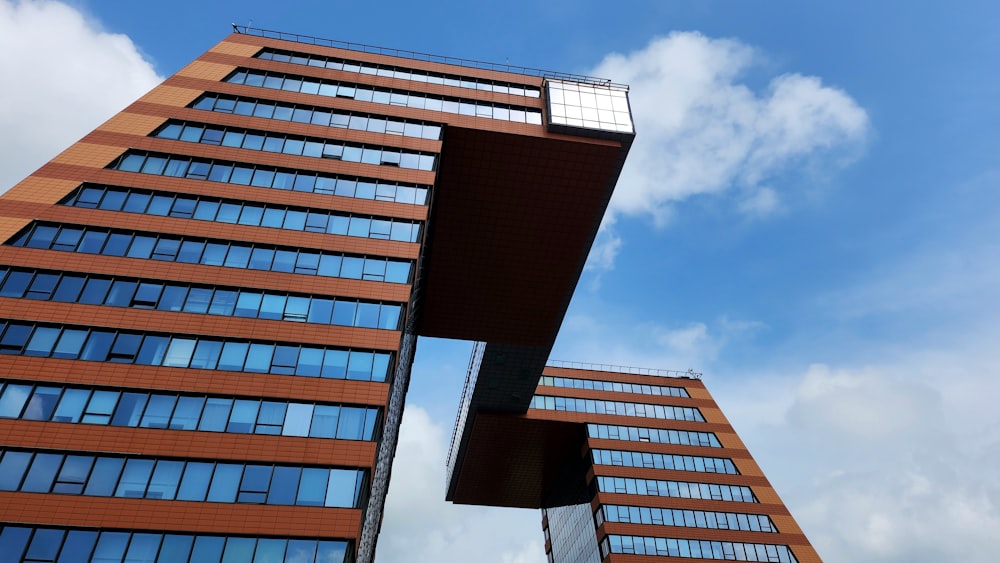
[530,365,819,562]
[0,26,816,563]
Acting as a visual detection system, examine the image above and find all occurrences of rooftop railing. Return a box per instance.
[231,25,627,89]
[546,360,702,379]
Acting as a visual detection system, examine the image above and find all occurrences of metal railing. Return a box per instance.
[231,25,627,89]
[545,360,702,379]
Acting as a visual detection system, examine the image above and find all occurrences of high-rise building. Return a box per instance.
[451,363,821,562]
[0,27,815,563]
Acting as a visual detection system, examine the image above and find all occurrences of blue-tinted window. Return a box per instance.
[115,458,154,497]
[310,406,339,439]
[158,535,194,563]
[296,468,327,507]
[325,469,360,508]
[84,457,123,496]
[21,453,61,493]
[189,537,224,563]
[147,461,183,500]
[0,451,31,491]
[53,388,88,423]
[222,537,255,563]
[176,462,212,502]
[23,386,60,419]
[58,530,99,563]
[54,455,93,494]
[206,464,241,502]
[0,384,31,418]
[0,526,31,562]
[0,318,393,382]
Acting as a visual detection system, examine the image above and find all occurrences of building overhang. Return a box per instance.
[416,126,630,347]
[431,119,635,506]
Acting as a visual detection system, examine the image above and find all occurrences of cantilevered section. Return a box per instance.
[431,85,635,505]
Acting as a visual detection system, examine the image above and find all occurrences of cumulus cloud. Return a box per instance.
[554,312,762,373]
[0,0,162,192]
[717,362,1000,562]
[377,406,546,563]
[585,32,869,270]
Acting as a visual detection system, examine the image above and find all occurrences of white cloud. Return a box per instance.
[584,32,868,270]
[377,406,546,563]
[555,276,1000,562]
[714,360,1000,562]
[0,0,162,193]
[554,312,762,373]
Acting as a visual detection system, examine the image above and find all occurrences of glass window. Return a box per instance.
[24,327,60,357]
[347,351,374,380]
[244,343,273,373]
[234,292,263,318]
[20,387,59,421]
[286,540,317,563]
[307,298,333,324]
[136,335,169,365]
[258,294,286,320]
[218,342,249,371]
[208,289,238,316]
[52,388,89,423]
[108,333,142,364]
[325,469,360,508]
[0,384,31,418]
[337,407,365,440]
[140,395,176,429]
[52,274,86,302]
[158,535,194,563]
[170,396,204,430]
[207,464,241,502]
[126,235,155,259]
[0,451,32,491]
[80,330,114,361]
[111,392,147,427]
[58,529,99,563]
[296,468,327,506]
[254,538,288,562]
[84,457,124,496]
[146,461,183,500]
[115,458,154,497]
[283,297,309,322]
[317,542,349,563]
[0,323,31,354]
[189,536,224,563]
[356,303,381,328]
[309,406,338,439]
[124,533,162,563]
[372,353,391,382]
[176,462,213,502]
[296,347,323,377]
[189,340,222,370]
[222,538,255,563]
[183,287,213,314]
[132,283,163,308]
[282,404,312,437]
[91,532,129,563]
[321,350,348,379]
[237,465,271,503]
[198,398,232,432]
[227,400,258,433]
[163,338,196,368]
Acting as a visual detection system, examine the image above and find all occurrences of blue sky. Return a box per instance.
[2,1,999,561]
